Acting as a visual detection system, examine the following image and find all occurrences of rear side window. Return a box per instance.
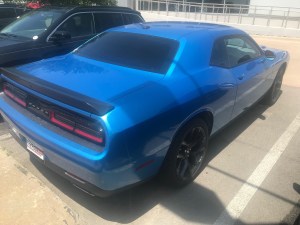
[93,13,123,33]
[0,8,16,19]
[225,37,261,67]
[122,13,143,25]
[75,32,179,74]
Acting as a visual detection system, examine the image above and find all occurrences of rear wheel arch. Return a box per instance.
[167,109,214,154]
[179,110,214,136]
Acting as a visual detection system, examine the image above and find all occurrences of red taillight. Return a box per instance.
[50,111,103,144]
[3,85,27,107]
[74,128,103,143]
[50,112,74,131]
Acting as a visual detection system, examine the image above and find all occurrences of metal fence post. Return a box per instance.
[284,8,290,28]
[227,6,230,23]
[267,7,273,27]
[252,5,256,25]
[238,5,242,24]
[281,11,286,27]
[166,0,169,16]
[158,1,160,14]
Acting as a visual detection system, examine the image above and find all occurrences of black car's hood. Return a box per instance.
[0,35,35,66]
[0,36,33,54]
[0,37,24,47]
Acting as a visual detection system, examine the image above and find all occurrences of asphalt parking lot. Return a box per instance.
[0,35,300,225]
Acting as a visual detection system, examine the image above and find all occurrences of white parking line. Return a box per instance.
[214,113,300,225]
[0,133,11,141]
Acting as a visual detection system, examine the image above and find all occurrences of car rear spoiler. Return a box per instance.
[0,67,114,116]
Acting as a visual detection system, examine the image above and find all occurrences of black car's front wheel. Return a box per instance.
[160,118,209,187]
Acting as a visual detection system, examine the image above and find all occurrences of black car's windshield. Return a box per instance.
[75,31,179,74]
[0,9,65,39]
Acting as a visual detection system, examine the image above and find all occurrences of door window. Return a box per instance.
[93,13,123,33]
[225,37,262,67]
[56,13,93,38]
[210,36,262,68]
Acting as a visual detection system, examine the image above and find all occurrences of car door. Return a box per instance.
[208,37,238,132]
[225,36,267,119]
[46,12,95,57]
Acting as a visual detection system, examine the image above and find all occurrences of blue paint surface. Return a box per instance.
[0,22,289,191]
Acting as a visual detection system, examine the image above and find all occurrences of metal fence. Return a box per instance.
[138,0,300,29]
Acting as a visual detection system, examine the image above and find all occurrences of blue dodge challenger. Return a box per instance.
[0,22,289,196]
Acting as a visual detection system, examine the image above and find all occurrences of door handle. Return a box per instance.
[219,83,235,89]
[238,74,245,80]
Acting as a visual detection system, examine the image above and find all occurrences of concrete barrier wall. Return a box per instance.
[141,11,300,37]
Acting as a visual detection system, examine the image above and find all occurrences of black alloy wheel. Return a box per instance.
[176,126,207,181]
[160,118,209,186]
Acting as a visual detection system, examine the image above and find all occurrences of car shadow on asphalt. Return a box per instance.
[31,157,229,224]
[29,101,278,224]
[205,102,270,165]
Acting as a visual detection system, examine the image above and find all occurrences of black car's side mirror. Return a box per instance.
[264,50,276,60]
[49,31,71,42]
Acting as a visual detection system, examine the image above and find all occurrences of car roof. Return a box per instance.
[38,5,140,14]
[110,21,245,40]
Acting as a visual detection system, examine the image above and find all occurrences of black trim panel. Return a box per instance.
[0,67,113,116]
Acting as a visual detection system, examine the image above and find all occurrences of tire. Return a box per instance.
[160,118,209,187]
[263,65,285,106]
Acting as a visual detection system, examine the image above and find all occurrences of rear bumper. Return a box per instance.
[2,113,118,197]
[0,94,139,195]
[8,125,116,197]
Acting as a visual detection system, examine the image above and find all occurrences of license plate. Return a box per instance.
[27,141,45,160]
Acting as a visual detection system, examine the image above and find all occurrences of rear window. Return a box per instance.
[75,31,179,74]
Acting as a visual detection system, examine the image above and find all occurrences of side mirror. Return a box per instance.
[49,31,71,42]
[264,50,276,60]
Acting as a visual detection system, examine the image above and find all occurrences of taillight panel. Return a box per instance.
[3,83,27,107]
[3,82,104,145]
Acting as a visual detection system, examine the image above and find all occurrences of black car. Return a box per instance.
[0,6,144,67]
[0,4,29,30]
